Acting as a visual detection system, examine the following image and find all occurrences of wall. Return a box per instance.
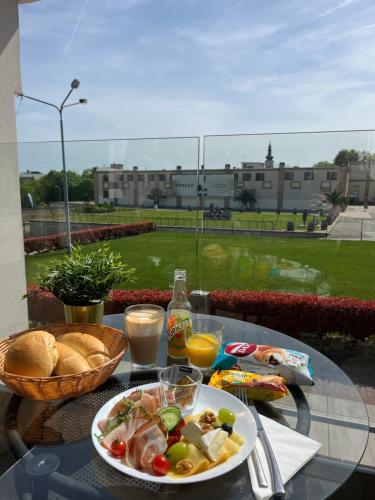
[0,0,29,337]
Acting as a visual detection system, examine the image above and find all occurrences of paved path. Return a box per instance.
[328,206,375,241]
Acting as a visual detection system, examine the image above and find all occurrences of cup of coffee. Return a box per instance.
[124,304,164,369]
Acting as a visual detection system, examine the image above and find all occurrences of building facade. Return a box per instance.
[93,162,355,211]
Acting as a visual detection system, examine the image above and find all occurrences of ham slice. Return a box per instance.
[101,410,148,452]
[126,422,167,469]
[99,386,167,469]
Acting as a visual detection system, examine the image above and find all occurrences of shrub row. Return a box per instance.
[27,287,375,340]
[24,222,156,254]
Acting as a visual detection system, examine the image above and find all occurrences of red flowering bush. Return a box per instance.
[24,222,156,254]
[209,290,375,339]
[26,286,375,340]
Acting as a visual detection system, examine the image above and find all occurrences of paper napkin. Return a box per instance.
[248,414,321,500]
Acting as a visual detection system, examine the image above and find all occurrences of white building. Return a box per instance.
[20,169,44,180]
[93,156,353,211]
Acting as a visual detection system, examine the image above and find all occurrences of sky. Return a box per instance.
[16,0,375,171]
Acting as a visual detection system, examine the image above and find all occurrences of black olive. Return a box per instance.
[221,423,233,435]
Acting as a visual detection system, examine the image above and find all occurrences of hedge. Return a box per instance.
[24,222,156,254]
[26,287,375,340]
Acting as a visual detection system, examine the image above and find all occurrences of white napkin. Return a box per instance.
[248,415,321,500]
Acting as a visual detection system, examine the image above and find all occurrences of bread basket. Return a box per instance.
[0,323,127,400]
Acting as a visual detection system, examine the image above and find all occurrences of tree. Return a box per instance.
[235,189,256,210]
[359,151,375,161]
[324,190,347,209]
[312,161,335,168]
[147,187,167,205]
[334,149,360,167]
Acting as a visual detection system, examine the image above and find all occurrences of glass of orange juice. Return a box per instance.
[185,318,224,371]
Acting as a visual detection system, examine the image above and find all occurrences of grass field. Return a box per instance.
[61,208,325,231]
[26,231,375,300]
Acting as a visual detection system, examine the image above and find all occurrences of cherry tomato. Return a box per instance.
[167,434,180,448]
[152,454,171,475]
[110,438,126,458]
[174,418,186,434]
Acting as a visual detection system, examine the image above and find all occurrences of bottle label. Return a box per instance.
[167,317,192,341]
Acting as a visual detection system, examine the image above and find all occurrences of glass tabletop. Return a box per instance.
[0,314,369,500]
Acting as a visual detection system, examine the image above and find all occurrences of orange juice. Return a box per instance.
[186,333,220,368]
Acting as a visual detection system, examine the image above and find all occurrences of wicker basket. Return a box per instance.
[0,323,127,401]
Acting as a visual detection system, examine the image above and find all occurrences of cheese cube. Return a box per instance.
[199,429,228,461]
[181,421,204,447]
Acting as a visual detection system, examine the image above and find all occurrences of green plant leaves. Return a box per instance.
[34,244,136,305]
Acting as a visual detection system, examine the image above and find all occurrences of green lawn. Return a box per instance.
[26,232,375,300]
[60,208,324,231]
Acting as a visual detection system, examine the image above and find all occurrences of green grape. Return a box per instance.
[166,442,188,463]
[218,408,236,425]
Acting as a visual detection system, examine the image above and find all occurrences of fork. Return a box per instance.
[237,387,285,498]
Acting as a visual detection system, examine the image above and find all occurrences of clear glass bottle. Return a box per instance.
[167,269,192,358]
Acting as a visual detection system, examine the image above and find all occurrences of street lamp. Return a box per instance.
[17,80,87,253]
[54,184,62,201]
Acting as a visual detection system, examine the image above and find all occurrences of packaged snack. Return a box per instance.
[211,342,314,386]
[209,370,288,401]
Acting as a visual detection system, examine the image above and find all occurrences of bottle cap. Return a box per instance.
[174,269,186,280]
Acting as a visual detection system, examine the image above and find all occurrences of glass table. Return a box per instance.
[0,314,369,499]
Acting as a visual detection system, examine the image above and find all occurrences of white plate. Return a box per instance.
[91,382,257,484]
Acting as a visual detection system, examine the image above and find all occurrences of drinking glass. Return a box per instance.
[159,365,203,414]
[185,318,224,371]
[124,304,164,369]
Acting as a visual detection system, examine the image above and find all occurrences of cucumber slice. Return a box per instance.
[158,406,181,432]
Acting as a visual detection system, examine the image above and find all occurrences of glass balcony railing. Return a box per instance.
[17,129,375,327]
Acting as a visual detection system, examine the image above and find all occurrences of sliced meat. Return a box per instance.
[108,398,129,418]
[100,414,148,452]
[126,422,167,469]
[143,386,163,410]
[98,419,107,433]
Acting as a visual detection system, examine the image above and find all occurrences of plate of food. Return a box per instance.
[91,382,257,484]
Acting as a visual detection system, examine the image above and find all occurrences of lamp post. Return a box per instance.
[17,80,87,253]
[54,184,62,202]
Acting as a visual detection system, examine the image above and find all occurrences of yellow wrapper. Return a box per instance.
[209,370,288,402]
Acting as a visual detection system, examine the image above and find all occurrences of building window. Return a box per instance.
[102,174,109,182]
[243,173,251,181]
[234,173,238,181]
[118,174,124,181]
[138,174,144,181]
[159,174,166,181]
[263,181,272,189]
[284,172,294,180]
[304,171,314,180]
[103,190,109,198]
[290,181,301,190]
[148,174,154,181]
[327,171,337,180]
[321,181,331,191]
[256,173,265,181]
[127,174,133,181]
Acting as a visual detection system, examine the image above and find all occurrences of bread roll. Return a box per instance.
[54,342,91,375]
[4,330,57,377]
[57,332,110,368]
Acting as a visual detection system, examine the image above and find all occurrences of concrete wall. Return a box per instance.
[0,0,28,337]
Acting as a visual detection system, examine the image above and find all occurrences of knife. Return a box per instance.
[238,387,285,498]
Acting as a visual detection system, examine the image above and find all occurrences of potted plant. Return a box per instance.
[26,244,135,324]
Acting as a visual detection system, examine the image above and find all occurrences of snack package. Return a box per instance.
[212,342,314,386]
[209,370,288,401]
